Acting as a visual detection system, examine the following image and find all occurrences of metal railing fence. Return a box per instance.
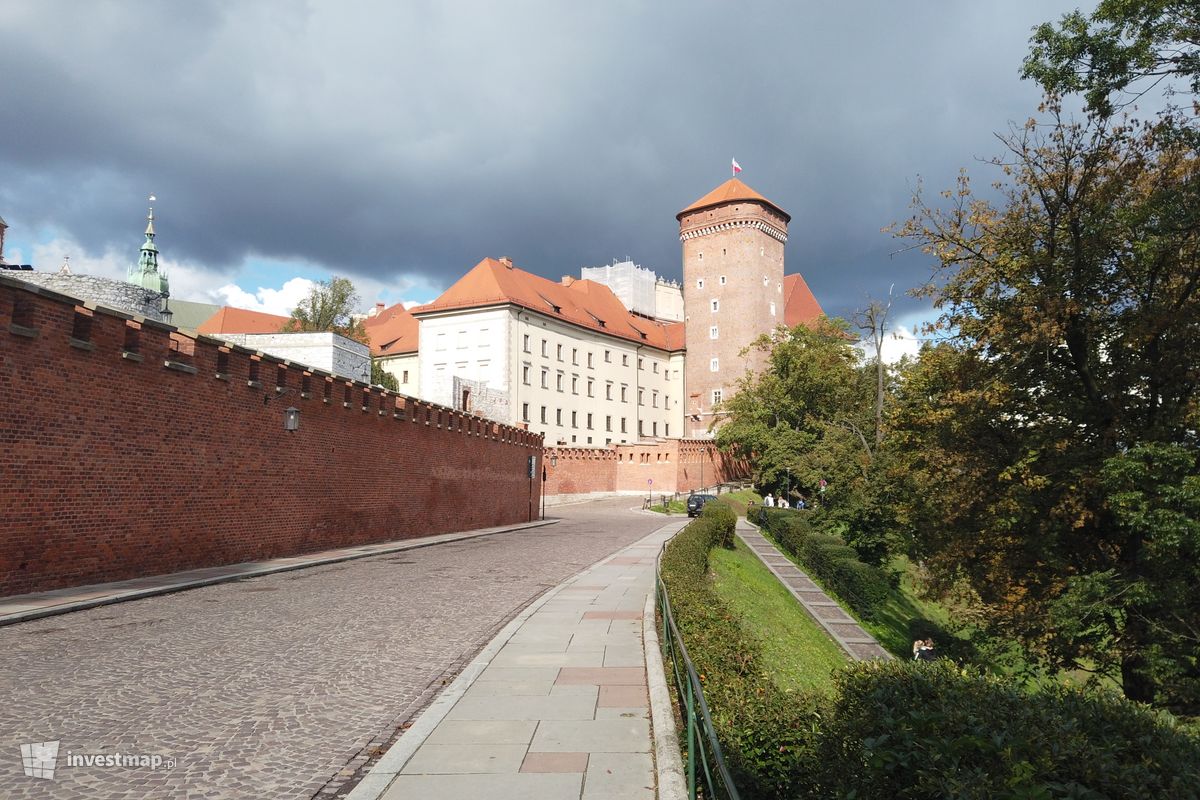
[655,542,741,800]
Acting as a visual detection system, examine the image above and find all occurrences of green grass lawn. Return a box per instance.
[648,498,687,514]
[709,537,847,693]
[713,489,762,517]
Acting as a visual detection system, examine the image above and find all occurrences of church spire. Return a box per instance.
[128,195,169,295]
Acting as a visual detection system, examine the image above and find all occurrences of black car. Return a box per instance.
[686,493,718,517]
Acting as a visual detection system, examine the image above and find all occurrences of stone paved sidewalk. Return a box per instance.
[738,519,892,661]
[349,519,690,800]
[0,519,556,626]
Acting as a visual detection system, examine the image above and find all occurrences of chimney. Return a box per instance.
[561,276,575,287]
[499,256,513,269]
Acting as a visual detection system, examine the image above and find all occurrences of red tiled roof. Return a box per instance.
[367,303,419,357]
[412,258,685,352]
[677,178,790,223]
[197,306,294,335]
[783,273,824,327]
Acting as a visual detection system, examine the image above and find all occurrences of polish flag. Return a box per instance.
[731,158,742,176]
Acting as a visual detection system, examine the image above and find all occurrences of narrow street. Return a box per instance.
[0,499,666,799]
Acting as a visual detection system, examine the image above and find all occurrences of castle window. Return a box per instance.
[653,421,658,436]
[587,352,593,368]
[606,382,613,400]
[710,357,719,372]
[621,418,627,433]
[719,275,726,285]
[606,415,612,432]
[604,349,611,363]
[638,357,644,370]
[541,369,548,388]
[770,302,776,316]
[541,339,548,356]
[697,278,704,289]
[556,373,564,392]
[586,413,593,429]
[622,354,629,366]
[777,282,782,293]
[621,385,628,402]
[523,334,530,352]
[572,376,578,394]
[556,408,563,426]
[587,379,594,397]
[698,252,703,261]
[652,362,658,373]
[712,389,723,404]
[638,389,644,406]
[571,411,577,428]
[522,403,530,422]
[710,299,719,312]
[763,275,769,286]
[652,391,658,408]
[402,369,409,383]
[556,344,563,361]
[572,348,578,365]
[665,423,670,437]
[710,325,718,339]
[540,406,547,423]
[722,249,726,256]
[523,365,530,384]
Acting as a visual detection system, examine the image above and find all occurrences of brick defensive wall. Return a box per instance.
[0,276,543,596]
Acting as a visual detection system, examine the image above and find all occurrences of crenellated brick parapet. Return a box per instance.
[0,275,544,596]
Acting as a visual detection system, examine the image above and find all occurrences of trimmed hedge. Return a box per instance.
[757,508,893,620]
[809,660,1200,799]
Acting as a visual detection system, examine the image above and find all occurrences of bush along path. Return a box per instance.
[736,520,890,661]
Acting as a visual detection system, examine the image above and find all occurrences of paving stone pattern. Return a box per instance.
[0,499,665,800]
[737,521,892,661]
[376,524,683,800]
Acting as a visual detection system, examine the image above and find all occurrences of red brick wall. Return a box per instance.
[0,279,543,596]
[545,439,744,498]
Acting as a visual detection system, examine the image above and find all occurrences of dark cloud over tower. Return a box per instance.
[0,0,1089,321]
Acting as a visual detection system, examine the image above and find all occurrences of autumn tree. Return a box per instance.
[286,276,369,344]
[891,105,1200,708]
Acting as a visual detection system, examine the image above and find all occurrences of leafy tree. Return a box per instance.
[371,359,399,391]
[716,318,899,562]
[285,276,369,344]
[1023,0,1200,117]
[891,104,1200,708]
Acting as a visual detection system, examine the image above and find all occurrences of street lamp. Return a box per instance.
[284,407,300,432]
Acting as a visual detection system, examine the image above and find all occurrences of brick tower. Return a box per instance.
[678,178,790,437]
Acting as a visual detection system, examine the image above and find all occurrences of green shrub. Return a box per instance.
[701,501,737,549]
[809,660,1200,799]
[759,523,894,622]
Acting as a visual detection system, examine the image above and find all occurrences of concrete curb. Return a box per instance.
[644,586,687,800]
[0,519,559,628]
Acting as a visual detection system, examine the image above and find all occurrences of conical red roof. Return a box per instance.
[677,178,790,222]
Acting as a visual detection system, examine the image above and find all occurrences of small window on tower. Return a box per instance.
[719,275,726,285]
[710,357,719,372]
[770,302,776,316]
[710,299,719,312]
[763,275,769,286]
[698,252,703,261]
[777,282,782,292]
[697,278,704,290]
[712,389,723,405]
[710,325,718,339]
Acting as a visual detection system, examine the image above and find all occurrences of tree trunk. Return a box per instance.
[1121,616,1157,704]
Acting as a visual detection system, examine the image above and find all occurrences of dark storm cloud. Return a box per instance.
[0,0,1088,319]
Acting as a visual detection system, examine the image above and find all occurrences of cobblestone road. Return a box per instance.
[0,500,668,799]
